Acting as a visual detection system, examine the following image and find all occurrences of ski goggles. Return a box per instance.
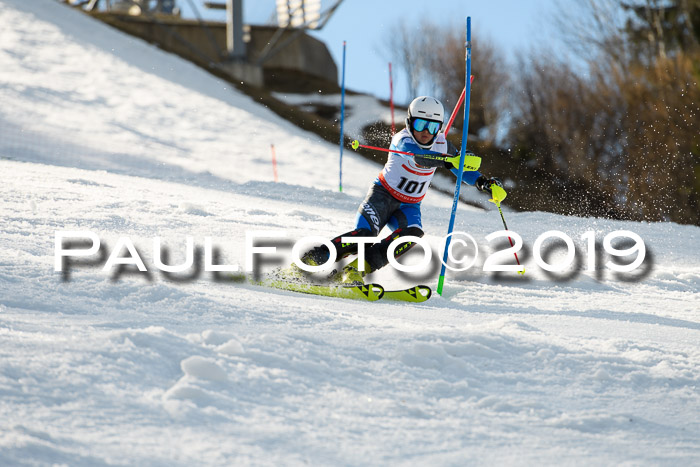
[411,118,442,135]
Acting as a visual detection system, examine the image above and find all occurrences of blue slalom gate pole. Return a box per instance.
[437,17,472,296]
[339,40,347,192]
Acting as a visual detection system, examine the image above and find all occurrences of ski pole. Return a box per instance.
[437,17,473,296]
[350,140,453,159]
[491,197,525,274]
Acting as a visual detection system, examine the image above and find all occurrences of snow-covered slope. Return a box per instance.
[1,1,699,465]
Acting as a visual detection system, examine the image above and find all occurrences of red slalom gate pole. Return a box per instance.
[270,144,278,182]
[444,75,473,137]
[389,62,395,134]
[444,87,465,136]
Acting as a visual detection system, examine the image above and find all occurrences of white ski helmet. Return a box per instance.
[406,96,444,149]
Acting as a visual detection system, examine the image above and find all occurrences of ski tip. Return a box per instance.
[413,285,432,301]
[383,285,432,303]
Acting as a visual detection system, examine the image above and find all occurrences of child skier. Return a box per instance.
[298,96,506,284]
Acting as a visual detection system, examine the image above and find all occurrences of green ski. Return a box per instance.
[255,278,432,303]
[258,277,384,301]
[382,285,432,302]
[246,266,432,302]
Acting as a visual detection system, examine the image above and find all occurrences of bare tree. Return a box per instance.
[429,29,509,143]
[508,0,699,224]
[382,19,428,101]
[383,19,509,142]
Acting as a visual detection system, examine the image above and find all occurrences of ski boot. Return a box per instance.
[330,258,371,285]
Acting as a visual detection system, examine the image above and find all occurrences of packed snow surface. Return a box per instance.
[1,1,699,465]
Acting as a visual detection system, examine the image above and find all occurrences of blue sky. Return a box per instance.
[182,0,561,105]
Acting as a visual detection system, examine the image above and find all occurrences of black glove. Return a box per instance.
[475,175,503,192]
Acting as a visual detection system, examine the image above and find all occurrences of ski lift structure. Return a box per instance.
[75,0,344,87]
[82,0,178,15]
[202,0,343,64]
[253,0,343,66]
[80,0,342,62]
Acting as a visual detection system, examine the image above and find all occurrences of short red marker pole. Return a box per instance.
[270,144,279,182]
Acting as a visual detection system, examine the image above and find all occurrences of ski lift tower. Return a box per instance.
[205,0,343,87]
[226,0,245,60]
[204,0,262,84]
[204,0,246,59]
